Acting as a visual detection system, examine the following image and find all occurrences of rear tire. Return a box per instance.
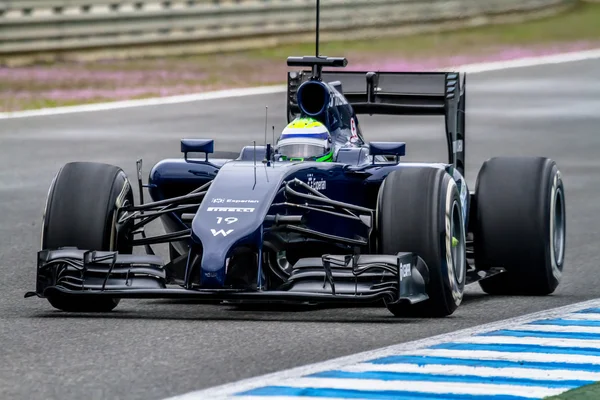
[377,167,466,317]
[41,162,134,312]
[474,157,565,295]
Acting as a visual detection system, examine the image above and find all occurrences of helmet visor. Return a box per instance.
[277,143,327,160]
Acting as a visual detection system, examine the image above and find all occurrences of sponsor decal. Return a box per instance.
[216,217,238,224]
[226,199,259,204]
[207,207,255,213]
[211,198,259,204]
[400,262,412,279]
[307,173,326,191]
[211,229,234,237]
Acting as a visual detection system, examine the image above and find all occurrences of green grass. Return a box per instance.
[545,382,600,400]
[2,2,600,112]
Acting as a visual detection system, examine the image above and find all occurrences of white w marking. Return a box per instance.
[211,229,234,237]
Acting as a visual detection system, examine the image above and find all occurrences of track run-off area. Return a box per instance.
[1,50,600,400]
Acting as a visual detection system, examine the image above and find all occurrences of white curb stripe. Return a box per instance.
[400,348,600,365]
[339,362,600,381]
[513,324,600,334]
[560,313,600,321]
[455,335,600,348]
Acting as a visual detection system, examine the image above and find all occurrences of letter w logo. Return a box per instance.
[211,229,234,237]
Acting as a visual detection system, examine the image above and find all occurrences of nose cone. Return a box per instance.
[191,161,290,287]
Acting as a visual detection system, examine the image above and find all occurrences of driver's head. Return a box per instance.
[275,117,333,162]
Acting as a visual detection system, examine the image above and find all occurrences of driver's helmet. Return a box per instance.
[275,117,333,162]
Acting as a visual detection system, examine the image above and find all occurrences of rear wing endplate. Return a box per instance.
[287,70,467,176]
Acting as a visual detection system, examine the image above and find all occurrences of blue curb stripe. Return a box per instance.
[235,386,538,399]
[528,319,600,327]
[370,355,600,371]
[479,329,600,340]
[575,308,600,314]
[430,342,600,356]
[307,370,591,388]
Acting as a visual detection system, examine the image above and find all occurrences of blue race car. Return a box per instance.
[26,54,566,317]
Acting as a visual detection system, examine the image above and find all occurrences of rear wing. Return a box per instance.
[287,70,467,176]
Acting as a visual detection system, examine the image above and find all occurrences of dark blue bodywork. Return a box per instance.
[147,71,469,289]
[29,55,469,311]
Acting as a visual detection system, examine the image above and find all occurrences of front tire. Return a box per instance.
[474,157,565,295]
[41,162,134,312]
[377,167,466,317]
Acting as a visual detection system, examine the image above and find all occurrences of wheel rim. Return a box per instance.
[553,187,566,266]
[450,200,466,284]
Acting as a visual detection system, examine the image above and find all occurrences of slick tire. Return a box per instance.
[377,167,466,317]
[41,162,134,312]
[475,157,565,295]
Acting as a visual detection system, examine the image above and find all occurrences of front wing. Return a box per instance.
[26,248,429,307]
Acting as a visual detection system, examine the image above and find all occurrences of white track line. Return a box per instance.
[165,299,600,399]
[1,48,600,120]
[445,48,600,73]
[0,85,286,120]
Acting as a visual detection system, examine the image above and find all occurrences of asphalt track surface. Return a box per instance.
[1,58,599,400]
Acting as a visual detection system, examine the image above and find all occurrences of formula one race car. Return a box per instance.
[26,13,566,318]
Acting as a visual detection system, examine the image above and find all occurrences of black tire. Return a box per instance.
[474,157,565,295]
[41,162,134,312]
[377,167,467,317]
